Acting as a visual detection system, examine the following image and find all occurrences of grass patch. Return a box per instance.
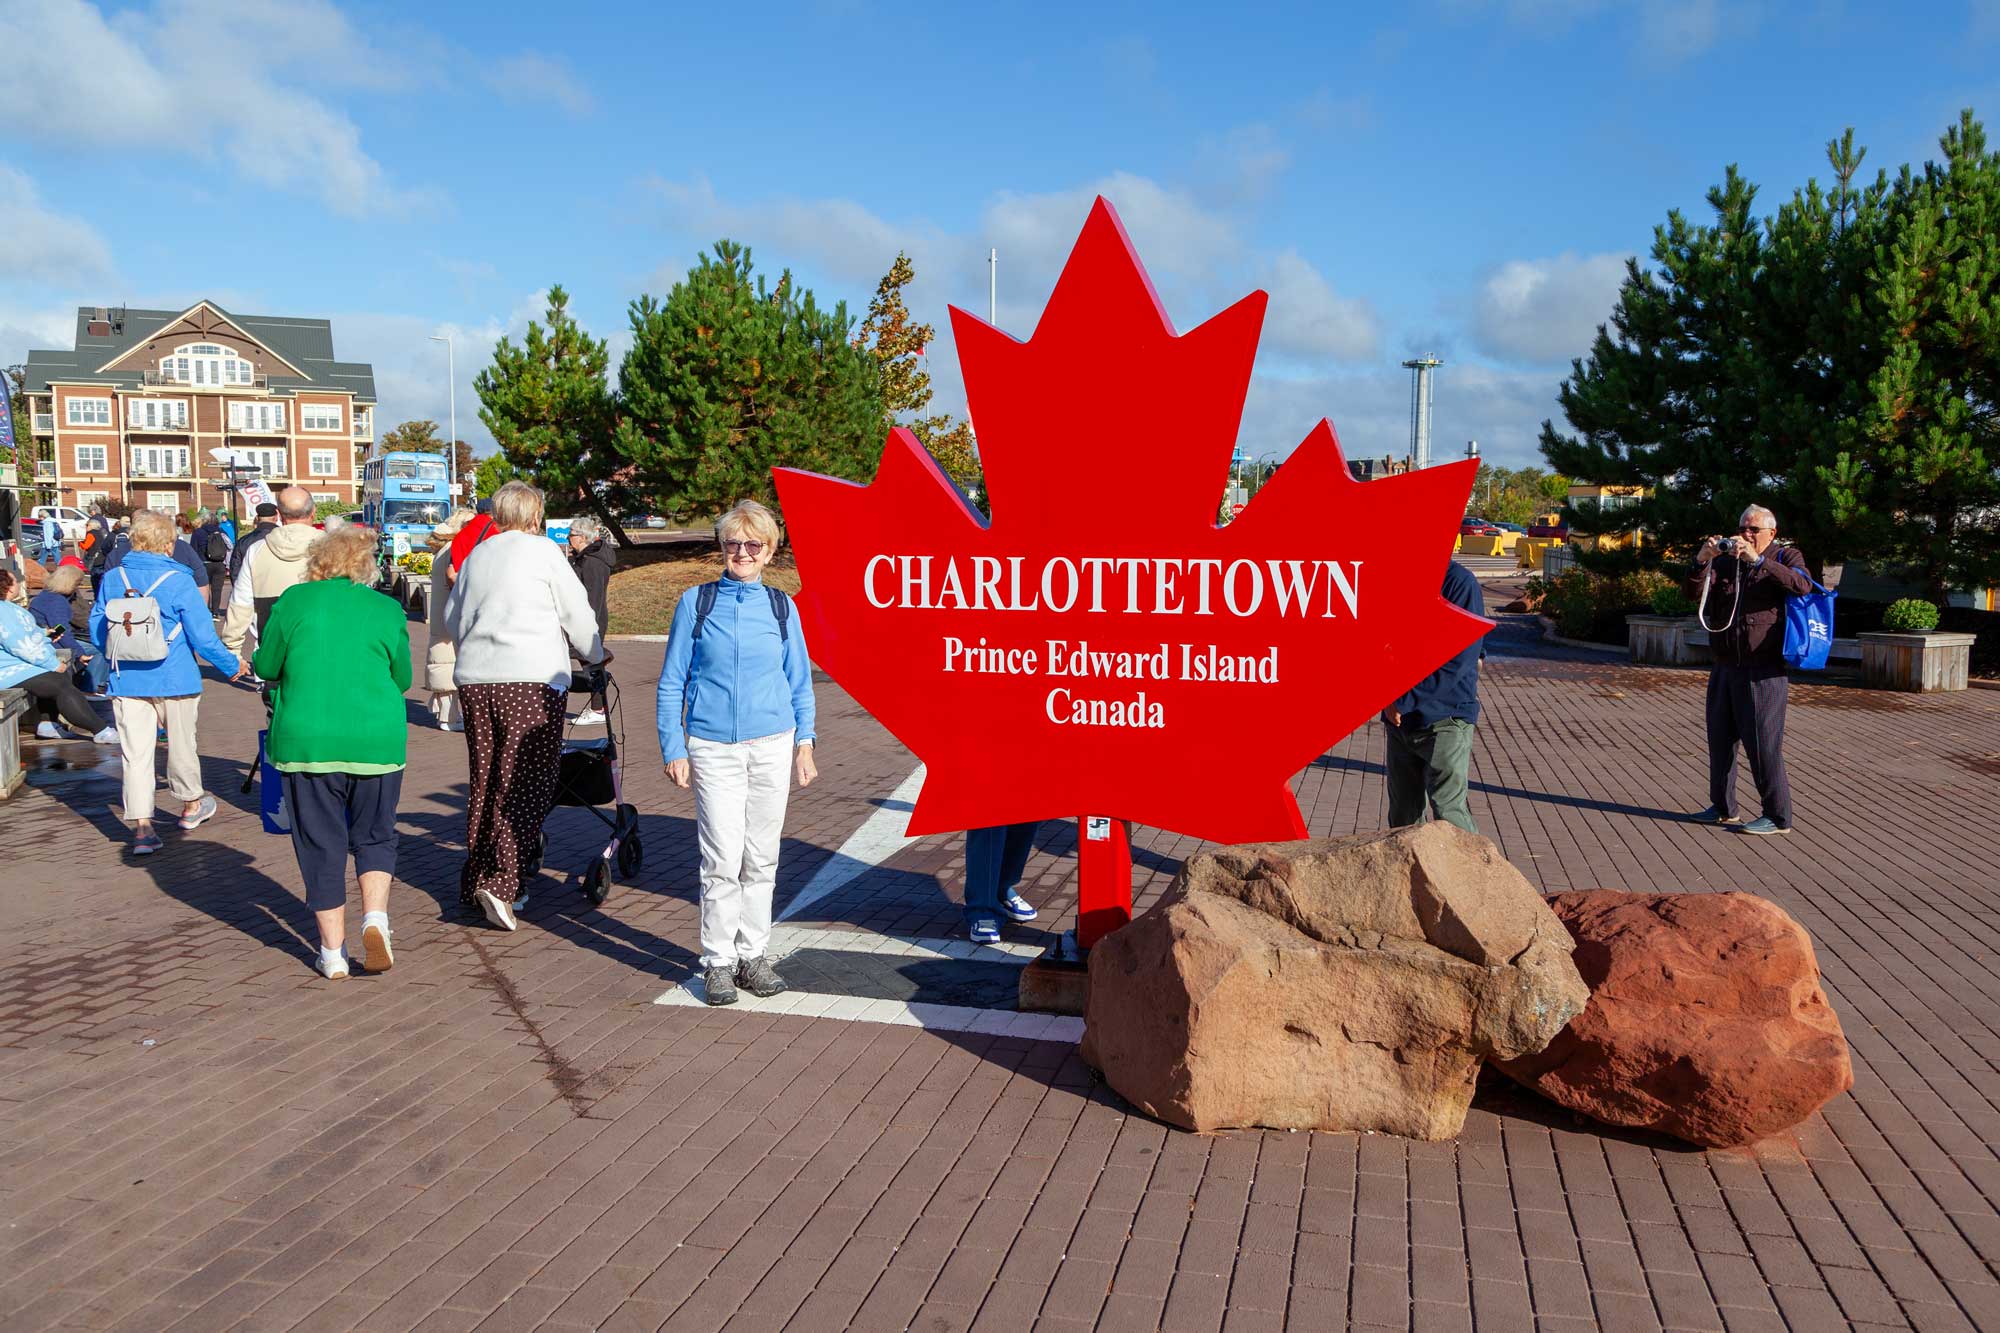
[605,540,802,636]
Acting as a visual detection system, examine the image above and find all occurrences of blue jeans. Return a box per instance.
[81,652,110,694]
[963,822,1039,924]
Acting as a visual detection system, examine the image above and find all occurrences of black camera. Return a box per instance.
[1714,536,1740,554]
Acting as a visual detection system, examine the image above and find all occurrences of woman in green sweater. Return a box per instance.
[254,529,413,980]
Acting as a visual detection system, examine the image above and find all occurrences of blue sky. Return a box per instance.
[4,0,1997,471]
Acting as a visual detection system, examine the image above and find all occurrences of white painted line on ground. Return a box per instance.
[766,924,1044,962]
[777,764,928,923]
[652,979,1084,1045]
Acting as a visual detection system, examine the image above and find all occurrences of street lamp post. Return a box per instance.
[430,333,456,502]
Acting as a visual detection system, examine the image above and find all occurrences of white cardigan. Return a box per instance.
[443,530,605,690]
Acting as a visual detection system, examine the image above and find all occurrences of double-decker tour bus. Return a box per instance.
[360,452,451,541]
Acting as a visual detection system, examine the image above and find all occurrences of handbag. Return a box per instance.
[1782,580,1837,671]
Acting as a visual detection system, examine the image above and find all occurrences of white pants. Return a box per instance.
[114,695,203,823]
[688,729,793,969]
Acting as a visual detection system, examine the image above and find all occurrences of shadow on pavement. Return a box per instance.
[1310,753,1691,823]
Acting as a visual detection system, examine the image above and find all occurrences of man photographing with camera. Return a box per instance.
[1684,504,1813,835]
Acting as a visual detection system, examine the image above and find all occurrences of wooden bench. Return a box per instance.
[0,686,26,799]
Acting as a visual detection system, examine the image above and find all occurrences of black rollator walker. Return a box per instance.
[523,660,641,906]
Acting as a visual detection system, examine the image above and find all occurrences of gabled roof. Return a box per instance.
[21,302,377,403]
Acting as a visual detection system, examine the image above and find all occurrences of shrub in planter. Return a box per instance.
[1649,585,1695,618]
[1882,598,1940,633]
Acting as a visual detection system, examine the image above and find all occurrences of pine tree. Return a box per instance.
[473,286,629,543]
[1541,167,1777,565]
[614,241,885,518]
[856,253,979,488]
[1857,111,2000,599]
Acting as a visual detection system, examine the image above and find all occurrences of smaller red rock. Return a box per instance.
[1495,890,1853,1148]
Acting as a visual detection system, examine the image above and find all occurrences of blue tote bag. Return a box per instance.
[1782,580,1838,671]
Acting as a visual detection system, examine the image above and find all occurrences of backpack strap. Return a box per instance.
[692,580,721,641]
[766,585,789,643]
[142,571,175,598]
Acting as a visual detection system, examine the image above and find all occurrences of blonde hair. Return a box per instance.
[307,528,377,584]
[491,480,545,533]
[47,564,84,597]
[130,509,176,553]
[716,499,780,551]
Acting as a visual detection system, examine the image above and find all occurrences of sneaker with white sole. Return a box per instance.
[474,889,518,931]
[968,916,1001,945]
[703,965,738,1006]
[91,726,117,745]
[999,889,1038,922]
[318,951,350,980]
[35,721,63,740]
[361,923,393,973]
[178,794,217,831]
[572,707,606,726]
[736,956,787,997]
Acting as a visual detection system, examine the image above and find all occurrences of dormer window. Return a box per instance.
[162,342,254,386]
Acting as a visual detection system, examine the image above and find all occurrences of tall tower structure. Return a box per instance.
[1401,354,1443,470]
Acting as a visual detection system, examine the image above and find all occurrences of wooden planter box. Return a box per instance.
[1858,631,1977,692]
[1626,614,1704,666]
[1,687,27,799]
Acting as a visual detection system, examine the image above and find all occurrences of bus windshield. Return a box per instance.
[385,459,419,478]
[383,499,448,528]
[417,461,447,480]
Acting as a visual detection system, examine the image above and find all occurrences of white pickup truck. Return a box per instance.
[29,505,89,543]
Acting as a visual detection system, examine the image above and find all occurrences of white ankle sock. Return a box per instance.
[362,911,389,934]
[321,943,345,964]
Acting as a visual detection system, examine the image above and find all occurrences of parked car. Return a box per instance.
[1460,517,1502,537]
[29,505,88,542]
[1526,521,1570,540]
[1494,521,1528,534]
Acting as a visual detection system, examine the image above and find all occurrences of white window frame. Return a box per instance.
[310,492,339,504]
[128,398,190,431]
[145,491,180,514]
[131,445,191,478]
[307,448,339,477]
[65,396,113,427]
[164,342,249,388]
[229,401,288,434]
[300,402,345,433]
[352,408,372,437]
[77,490,110,509]
[240,447,288,479]
[74,444,108,473]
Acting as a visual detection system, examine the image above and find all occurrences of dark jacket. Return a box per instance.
[105,535,209,588]
[194,520,229,566]
[1683,544,1812,668]
[28,589,82,656]
[570,537,616,640]
[230,520,276,581]
[1393,561,1488,730]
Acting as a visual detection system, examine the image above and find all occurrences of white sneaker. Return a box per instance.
[317,950,350,980]
[474,890,518,931]
[93,726,116,744]
[361,922,393,973]
[572,707,606,726]
[35,721,62,739]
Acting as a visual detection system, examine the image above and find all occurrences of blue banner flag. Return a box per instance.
[0,383,15,458]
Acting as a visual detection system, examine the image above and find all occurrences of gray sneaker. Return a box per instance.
[702,965,738,1006]
[736,956,787,998]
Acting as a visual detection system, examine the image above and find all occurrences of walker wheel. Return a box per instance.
[584,857,610,906]
[617,836,643,879]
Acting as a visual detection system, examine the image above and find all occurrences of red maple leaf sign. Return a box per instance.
[774,198,1489,845]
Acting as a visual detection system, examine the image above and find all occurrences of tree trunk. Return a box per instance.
[583,489,635,549]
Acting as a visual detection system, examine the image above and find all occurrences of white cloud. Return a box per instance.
[1637,0,1723,59]
[1242,361,1565,473]
[645,171,1380,369]
[1472,251,1628,364]
[0,0,435,218]
[0,164,112,285]
[484,53,597,117]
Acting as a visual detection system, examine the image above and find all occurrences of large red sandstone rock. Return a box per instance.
[1079,823,1588,1140]
[1495,890,1853,1148]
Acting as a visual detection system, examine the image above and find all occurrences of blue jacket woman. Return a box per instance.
[0,567,108,741]
[88,512,244,854]
[656,501,817,1007]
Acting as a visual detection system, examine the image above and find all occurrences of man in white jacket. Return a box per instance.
[221,487,321,658]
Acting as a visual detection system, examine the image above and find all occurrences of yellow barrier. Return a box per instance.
[1461,532,1518,557]
[1517,538,1553,571]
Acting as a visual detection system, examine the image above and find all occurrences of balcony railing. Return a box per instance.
[144,370,267,389]
[227,423,288,437]
[130,465,195,479]
[127,419,192,434]
[32,413,53,435]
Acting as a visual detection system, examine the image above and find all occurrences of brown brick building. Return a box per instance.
[21,301,376,514]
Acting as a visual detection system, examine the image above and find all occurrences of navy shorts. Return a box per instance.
[282,769,404,911]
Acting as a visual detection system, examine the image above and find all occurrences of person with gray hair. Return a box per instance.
[444,480,606,928]
[1683,503,1814,835]
[222,486,322,658]
[565,513,616,725]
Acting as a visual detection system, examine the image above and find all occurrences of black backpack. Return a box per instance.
[692,580,790,644]
[203,528,229,563]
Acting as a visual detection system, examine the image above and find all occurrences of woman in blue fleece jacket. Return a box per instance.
[657,500,817,1007]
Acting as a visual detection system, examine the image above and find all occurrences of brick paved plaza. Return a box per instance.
[3,606,1999,1332]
